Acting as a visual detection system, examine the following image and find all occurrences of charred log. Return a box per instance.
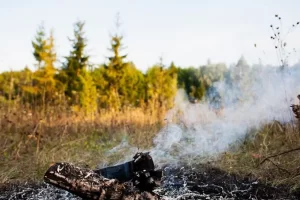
[44,162,159,200]
[94,152,162,191]
[44,162,124,199]
[43,152,162,199]
[93,152,161,188]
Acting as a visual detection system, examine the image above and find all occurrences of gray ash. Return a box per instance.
[154,165,298,199]
[1,165,299,200]
[0,182,80,200]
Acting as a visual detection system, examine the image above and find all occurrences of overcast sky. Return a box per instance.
[0,0,299,72]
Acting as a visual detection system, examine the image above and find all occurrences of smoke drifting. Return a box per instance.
[150,64,300,166]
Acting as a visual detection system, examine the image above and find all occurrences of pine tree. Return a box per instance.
[103,33,127,109]
[233,55,250,81]
[60,20,97,114]
[95,14,143,110]
[30,25,58,112]
[62,21,89,103]
[34,30,57,107]
[32,23,47,69]
[177,67,202,101]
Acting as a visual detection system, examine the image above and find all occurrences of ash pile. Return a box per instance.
[1,152,299,200]
[156,165,298,199]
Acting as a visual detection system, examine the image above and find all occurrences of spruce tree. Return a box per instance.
[34,30,57,107]
[61,20,97,114]
[30,25,57,111]
[62,21,89,103]
[104,33,127,109]
[32,23,47,69]
[95,15,144,110]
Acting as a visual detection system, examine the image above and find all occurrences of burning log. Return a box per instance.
[44,152,161,200]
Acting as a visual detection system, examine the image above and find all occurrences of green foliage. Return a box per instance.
[118,62,145,107]
[79,71,97,115]
[177,67,203,100]
[54,20,97,114]
[32,23,47,69]
[224,56,252,103]
[61,21,90,103]
[17,67,35,104]
[199,63,227,100]
[91,64,108,108]
[230,55,250,83]
[145,62,177,109]
[0,68,35,106]
[33,30,58,107]
[92,28,145,110]
[0,18,253,117]
[177,62,227,101]
[100,34,128,109]
[0,71,14,99]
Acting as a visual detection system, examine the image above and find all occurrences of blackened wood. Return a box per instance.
[44,162,159,200]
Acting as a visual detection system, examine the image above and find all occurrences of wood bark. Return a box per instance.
[44,162,159,200]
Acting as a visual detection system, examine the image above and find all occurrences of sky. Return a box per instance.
[0,0,299,72]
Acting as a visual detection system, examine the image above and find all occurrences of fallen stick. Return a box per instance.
[259,147,300,166]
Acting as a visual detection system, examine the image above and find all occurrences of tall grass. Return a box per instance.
[2,97,300,192]
[0,104,164,183]
[214,120,300,191]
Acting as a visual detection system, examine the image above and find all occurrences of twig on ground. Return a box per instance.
[263,158,291,175]
[259,147,300,166]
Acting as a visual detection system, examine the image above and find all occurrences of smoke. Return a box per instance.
[150,64,300,166]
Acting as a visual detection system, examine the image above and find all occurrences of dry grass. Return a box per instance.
[0,104,164,183]
[214,120,300,191]
[2,102,300,192]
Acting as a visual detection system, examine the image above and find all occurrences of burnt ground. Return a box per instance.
[0,182,81,200]
[155,165,300,199]
[1,165,300,200]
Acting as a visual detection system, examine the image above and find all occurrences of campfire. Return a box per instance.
[44,152,162,199]
[41,152,297,200]
[1,152,299,199]
[3,95,300,199]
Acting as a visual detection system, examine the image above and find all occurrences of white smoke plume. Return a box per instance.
[150,64,300,166]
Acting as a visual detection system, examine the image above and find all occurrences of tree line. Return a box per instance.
[0,19,253,116]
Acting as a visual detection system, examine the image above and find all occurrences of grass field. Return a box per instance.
[0,105,163,183]
[1,104,300,192]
